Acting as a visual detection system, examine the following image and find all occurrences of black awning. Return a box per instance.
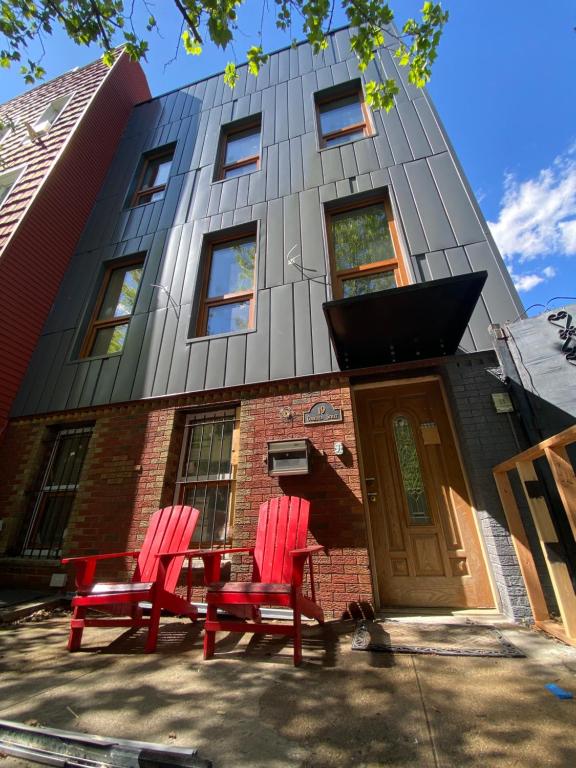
[323,271,488,371]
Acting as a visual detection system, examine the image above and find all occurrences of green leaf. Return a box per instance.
[224,61,239,89]
[246,45,268,77]
[182,29,202,56]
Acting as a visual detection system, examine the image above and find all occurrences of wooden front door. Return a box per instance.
[355,380,494,609]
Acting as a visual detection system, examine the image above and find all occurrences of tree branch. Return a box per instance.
[172,0,203,44]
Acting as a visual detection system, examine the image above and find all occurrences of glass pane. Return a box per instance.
[183,416,234,480]
[324,129,366,147]
[27,495,74,556]
[99,266,142,319]
[393,416,431,525]
[0,181,14,206]
[224,127,260,165]
[142,155,173,189]
[46,432,91,490]
[207,239,255,298]
[183,483,231,546]
[319,93,364,136]
[206,302,250,335]
[136,189,165,205]
[333,205,395,271]
[91,323,128,355]
[223,160,258,179]
[342,270,396,297]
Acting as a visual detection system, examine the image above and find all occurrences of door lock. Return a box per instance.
[367,492,378,502]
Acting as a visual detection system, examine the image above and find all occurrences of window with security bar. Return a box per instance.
[20,426,92,558]
[175,409,239,547]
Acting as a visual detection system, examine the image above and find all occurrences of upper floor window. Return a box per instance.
[0,165,26,210]
[32,93,74,135]
[328,200,406,299]
[131,145,174,206]
[197,234,256,337]
[81,257,143,357]
[316,83,373,148]
[217,118,261,180]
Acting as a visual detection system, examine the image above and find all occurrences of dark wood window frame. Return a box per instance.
[216,117,261,181]
[326,196,408,300]
[315,82,374,148]
[80,255,144,358]
[130,145,175,207]
[196,229,258,338]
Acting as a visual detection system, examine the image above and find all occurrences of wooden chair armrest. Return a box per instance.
[157,547,254,562]
[157,547,255,586]
[290,545,326,557]
[62,551,139,565]
[62,551,140,591]
[290,545,325,594]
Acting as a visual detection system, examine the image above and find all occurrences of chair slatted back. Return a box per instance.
[134,506,199,590]
[252,496,310,584]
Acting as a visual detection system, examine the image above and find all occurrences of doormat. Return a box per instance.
[351,620,525,658]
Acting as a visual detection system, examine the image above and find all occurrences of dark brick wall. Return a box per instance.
[443,352,534,619]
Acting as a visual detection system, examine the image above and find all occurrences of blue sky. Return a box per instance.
[2,1,575,315]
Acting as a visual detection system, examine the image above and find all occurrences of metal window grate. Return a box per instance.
[175,410,237,547]
[20,427,92,559]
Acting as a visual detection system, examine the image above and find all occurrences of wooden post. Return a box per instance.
[544,445,576,542]
[493,470,549,622]
[516,460,576,641]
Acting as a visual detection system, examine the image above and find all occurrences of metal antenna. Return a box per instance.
[150,284,180,318]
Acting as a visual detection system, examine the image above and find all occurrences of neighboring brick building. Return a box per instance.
[0,51,150,436]
[0,27,548,622]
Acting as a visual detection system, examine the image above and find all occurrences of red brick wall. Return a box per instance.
[0,378,374,615]
[232,381,372,615]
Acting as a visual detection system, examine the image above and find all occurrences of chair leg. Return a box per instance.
[204,603,217,660]
[68,606,86,652]
[293,605,302,667]
[145,599,162,653]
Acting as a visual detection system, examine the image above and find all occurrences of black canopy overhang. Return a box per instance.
[323,271,488,371]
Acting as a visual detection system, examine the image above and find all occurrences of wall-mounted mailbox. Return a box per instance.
[267,439,311,476]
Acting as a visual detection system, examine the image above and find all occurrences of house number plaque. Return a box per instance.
[303,402,343,425]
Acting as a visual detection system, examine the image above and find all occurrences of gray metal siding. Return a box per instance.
[13,29,523,417]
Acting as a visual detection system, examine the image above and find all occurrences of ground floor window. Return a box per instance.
[20,426,92,558]
[175,409,239,547]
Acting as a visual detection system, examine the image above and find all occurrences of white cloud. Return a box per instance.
[513,273,544,292]
[510,264,557,293]
[488,146,576,261]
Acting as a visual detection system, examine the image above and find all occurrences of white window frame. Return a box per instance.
[0,164,27,211]
[32,92,75,135]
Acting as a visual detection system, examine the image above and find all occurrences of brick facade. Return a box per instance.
[0,377,372,617]
[0,358,540,620]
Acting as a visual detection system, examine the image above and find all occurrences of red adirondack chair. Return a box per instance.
[62,505,200,653]
[186,496,324,665]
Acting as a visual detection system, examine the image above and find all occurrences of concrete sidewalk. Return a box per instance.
[0,616,575,767]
